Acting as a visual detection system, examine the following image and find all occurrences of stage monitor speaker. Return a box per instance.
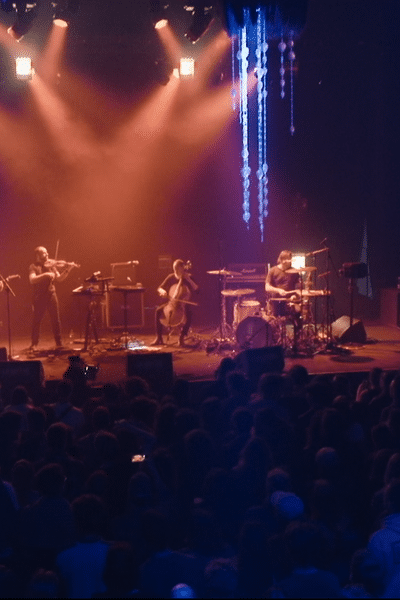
[127,352,173,396]
[331,316,367,344]
[235,345,285,386]
[0,360,45,403]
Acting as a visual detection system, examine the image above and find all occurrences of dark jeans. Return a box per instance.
[31,291,62,346]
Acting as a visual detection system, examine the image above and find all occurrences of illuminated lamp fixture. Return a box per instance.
[185,3,214,43]
[15,56,34,79]
[7,1,38,41]
[180,57,194,77]
[154,18,168,29]
[52,0,80,26]
[291,254,305,270]
[53,17,68,27]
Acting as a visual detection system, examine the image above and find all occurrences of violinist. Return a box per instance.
[151,259,199,347]
[28,246,77,352]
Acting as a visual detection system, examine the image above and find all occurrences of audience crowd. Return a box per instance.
[0,358,399,597]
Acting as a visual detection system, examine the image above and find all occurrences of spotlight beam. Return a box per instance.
[154,21,182,68]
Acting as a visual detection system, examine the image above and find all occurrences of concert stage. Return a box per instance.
[1,322,400,398]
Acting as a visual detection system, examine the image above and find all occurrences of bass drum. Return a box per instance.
[234,300,260,326]
[236,316,276,349]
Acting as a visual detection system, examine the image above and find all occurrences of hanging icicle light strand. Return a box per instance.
[231,7,301,238]
[238,11,251,226]
[261,15,269,224]
[278,36,286,99]
[231,35,237,110]
[256,7,268,241]
[288,30,295,135]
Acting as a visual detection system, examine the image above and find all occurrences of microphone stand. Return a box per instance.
[0,275,17,361]
[318,248,345,354]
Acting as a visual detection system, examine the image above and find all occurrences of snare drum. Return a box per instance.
[236,316,277,349]
[234,300,260,326]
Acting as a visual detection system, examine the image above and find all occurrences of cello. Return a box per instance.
[159,262,198,329]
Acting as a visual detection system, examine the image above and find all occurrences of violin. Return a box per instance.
[44,259,80,269]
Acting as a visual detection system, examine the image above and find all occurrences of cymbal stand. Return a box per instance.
[82,279,110,352]
[316,246,342,354]
[206,274,235,354]
[83,293,100,352]
[0,274,17,360]
[285,274,307,357]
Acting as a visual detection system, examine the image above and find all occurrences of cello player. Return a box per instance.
[151,259,199,347]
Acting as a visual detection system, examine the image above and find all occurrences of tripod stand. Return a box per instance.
[0,274,19,360]
[206,269,242,353]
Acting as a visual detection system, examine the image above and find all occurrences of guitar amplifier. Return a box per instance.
[227,263,267,284]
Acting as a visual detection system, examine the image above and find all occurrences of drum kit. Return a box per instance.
[207,265,333,355]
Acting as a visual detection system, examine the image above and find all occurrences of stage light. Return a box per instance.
[15,56,34,79]
[185,4,214,43]
[52,0,79,25]
[53,18,68,27]
[154,18,168,29]
[150,0,169,28]
[7,1,38,41]
[292,254,305,270]
[180,57,195,77]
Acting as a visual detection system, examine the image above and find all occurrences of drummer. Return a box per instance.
[265,250,300,318]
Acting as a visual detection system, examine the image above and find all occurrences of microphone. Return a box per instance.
[305,248,329,257]
[84,271,101,282]
[110,261,139,267]
[5,274,20,281]
[320,237,328,246]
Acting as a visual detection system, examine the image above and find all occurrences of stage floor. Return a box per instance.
[1,321,400,387]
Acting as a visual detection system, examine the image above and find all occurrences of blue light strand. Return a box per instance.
[278,36,286,99]
[255,7,268,241]
[288,30,295,135]
[239,11,250,226]
[231,34,237,110]
[261,15,269,224]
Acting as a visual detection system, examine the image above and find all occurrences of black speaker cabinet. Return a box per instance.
[380,289,400,327]
[331,316,367,343]
[106,290,145,329]
[235,345,285,386]
[127,352,173,395]
[0,348,7,362]
[341,262,367,279]
[0,360,45,403]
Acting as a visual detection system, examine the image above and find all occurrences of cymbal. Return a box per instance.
[286,266,317,273]
[207,269,243,277]
[221,288,255,297]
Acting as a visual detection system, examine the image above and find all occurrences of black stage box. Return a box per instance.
[0,360,45,403]
[127,352,173,396]
[235,345,285,387]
